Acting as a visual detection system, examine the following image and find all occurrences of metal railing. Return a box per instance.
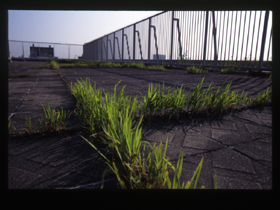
[8,40,83,60]
[83,10,272,72]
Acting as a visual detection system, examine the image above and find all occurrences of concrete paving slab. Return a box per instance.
[212,147,256,174]
[8,61,272,189]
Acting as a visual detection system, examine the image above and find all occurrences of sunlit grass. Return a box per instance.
[70,77,273,189]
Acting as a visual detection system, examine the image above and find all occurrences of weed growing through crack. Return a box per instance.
[8,120,17,134]
[70,77,271,189]
[187,66,208,74]
[50,60,60,71]
[41,101,72,132]
[25,117,33,133]
[147,65,166,71]
[37,118,46,132]
[71,78,218,189]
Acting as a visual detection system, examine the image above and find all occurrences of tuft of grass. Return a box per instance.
[37,118,46,132]
[69,76,272,189]
[25,117,33,133]
[8,120,17,134]
[59,64,75,68]
[41,100,72,132]
[147,65,166,71]
[71,78,212,189]
[250,87,271,106]
[186,66,207,74]
[50,60,60,71]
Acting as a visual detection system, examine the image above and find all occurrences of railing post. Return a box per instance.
[106,35,108,62]
[148,17,151,62]
[22,42,24,58]
[113,33,115,61]
[151,26,159,64]
[203,11,209,68]
[101,39,103,61]
[122,29,124,62]
[174,18,182,61]
[258,10,269,72]
[133,24,136,62]
[212,11,218,68]
[68,45,70,59]
[170,11,174,63]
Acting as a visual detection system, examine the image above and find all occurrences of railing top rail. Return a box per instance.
[84,10,167,45]
[9,40,83,46]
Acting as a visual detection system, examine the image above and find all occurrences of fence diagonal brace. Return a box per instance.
[114,37,122,60]
[173,18,183,61]
[150,25,159,63]
[108,39,114,60]
[136,30,143,61]
[123,34,131,60]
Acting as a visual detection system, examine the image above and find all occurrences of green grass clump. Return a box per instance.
[69,75,271,189]
[220,68,235,73]
[147,65,166,71]
[70,78,217,189]
[50,60,60,70]
[187,66,207,74]
[41,101,72,132]
[59,64,75,68]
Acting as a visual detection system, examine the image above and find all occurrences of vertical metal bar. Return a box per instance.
[203,11,209,68]
[223,11,229,67]
[133,24,136,62]
[217,11,222,67]
[122,29,124,62]
[258,10,270,72]
[193,12,198,65]
[199,11,204,66]
[235,11,242,68]
[244,11,252,67]
[148,17,151,62]
[249,11,257,68]
[113,33,115,61]
[68,45,70,59]
[170,11,174,63]
[212,11,218,68]
[227,11,233,67]
[22,42,24,58]
[101,39,103,61]
[266,26,272,67]
[254,11,262,67]
[240,11,247,68]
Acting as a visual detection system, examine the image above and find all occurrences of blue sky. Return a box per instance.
[8,10,163,44]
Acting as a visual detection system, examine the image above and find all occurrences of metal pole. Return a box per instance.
[106,36,108,62]
[133,24,136,62]
[170,11,174,63]
[101,39,103,61]
[22,42,24,58]
[68,45,70,59]
[258,10,270,72]
[203,11,209,68]
[122,29,124,62]
[148,17,151,62]
[212,11,218,68]
[113,33,115,61]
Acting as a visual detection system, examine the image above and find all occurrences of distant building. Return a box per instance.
[153,54,166,60]
[30,44,54,58]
